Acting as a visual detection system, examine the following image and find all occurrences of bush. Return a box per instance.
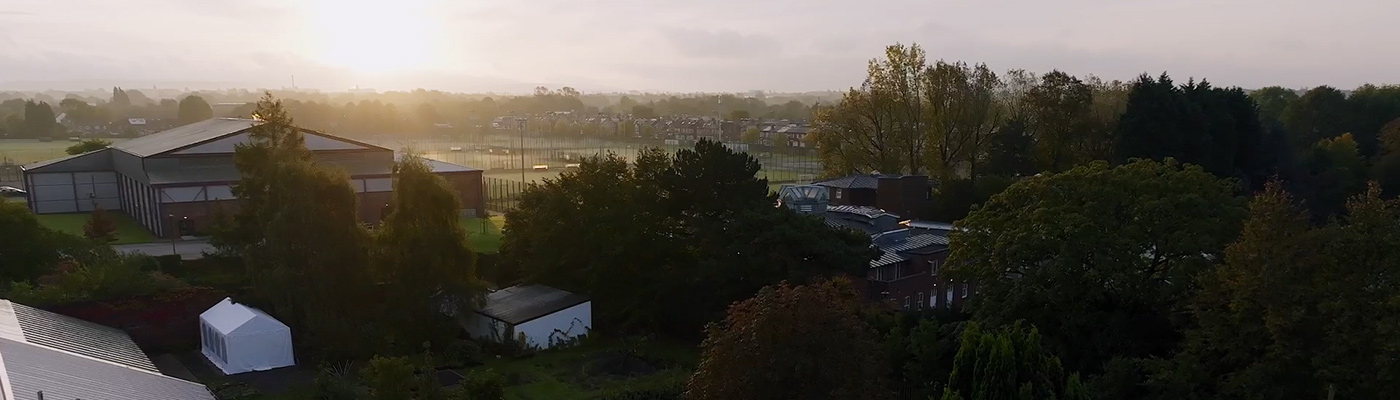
[211,382,261,400]
[5,248,185,306]
[458,369,505,400]
[315,362,359,400]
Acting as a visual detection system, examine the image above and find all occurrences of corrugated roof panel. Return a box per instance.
[8,302,159,372]
[870,251,908,268]
[0,338,216,400]
[477,285,589,325]
[112,118,260,157]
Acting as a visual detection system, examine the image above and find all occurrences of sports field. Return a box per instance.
[0,139,132,165]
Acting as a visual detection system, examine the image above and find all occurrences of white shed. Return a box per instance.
[465,285,591,349]
[199,298,295,375]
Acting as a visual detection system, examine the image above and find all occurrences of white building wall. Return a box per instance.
[513,302,592,349]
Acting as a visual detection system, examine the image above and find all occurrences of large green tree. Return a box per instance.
[220,93,378,359]
[177,95,214,125]
[22,100,56,138]
[948,159,1245,372]
[65,138,111,155]
[1281,86,1351,149]
[374,154,485,353]
[501,139,874,334]
[1160,182,1400,399]
[1114,75,1270,187]
[0,201,72,283]
[1024,71,1094,172]
[685,278,889,400]
[1248,86,1298,123]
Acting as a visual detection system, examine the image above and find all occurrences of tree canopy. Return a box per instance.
[948,159,1245,372]
[500,139,875,335]
[177,95,213,124]
[685,278,888,400]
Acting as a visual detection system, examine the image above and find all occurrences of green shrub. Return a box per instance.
[458,369,505,400]
[5,248,184,306]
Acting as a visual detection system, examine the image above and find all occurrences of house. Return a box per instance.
[775,124,809,148]
[464,285,591,349]
[20,118,484,238]
[199,298,295,375]
[813,174,935,220]
[780,184,972,311]
[0,299,218,400]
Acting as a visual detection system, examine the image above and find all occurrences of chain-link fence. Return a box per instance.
[370,130,824,212]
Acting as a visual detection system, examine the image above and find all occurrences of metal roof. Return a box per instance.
[112,118,260,157]
[477,285,589,325]
[870,251,909,267]
[813,175,879,189]
[827,204,897,219]
[0,338,215,400]
[20,149,111,172]
[0,300,158,372]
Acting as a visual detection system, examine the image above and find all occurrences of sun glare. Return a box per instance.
[304,0,442,74]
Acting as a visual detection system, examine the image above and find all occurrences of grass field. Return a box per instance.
[33,211,159,244]
[0,138,130,165]
[462,215,505,253]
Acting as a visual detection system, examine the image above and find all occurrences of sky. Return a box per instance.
[0,0,1395,93]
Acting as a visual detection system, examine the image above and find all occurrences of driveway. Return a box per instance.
[113,239,215,260]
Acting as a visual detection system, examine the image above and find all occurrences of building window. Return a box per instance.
[903,296,910,310]
[961,283,970,298]
[930,260,940,276]
[835,189,843,199]
[917,292,924,309]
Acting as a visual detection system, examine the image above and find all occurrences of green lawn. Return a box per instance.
[0,138,130,165]
[462,215,505,253]
[34,211,158,244]
[467,338,696,400]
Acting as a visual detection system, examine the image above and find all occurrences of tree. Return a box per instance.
[1161,182,1400,399]
[219,92,377,360]
[728,109,750,120]
[65,138,111,155]
[1249,86,1298,123]
[82,205,117,243]
[631,105,656,119]
[1346,84,1400,156]
[1024,71,1094,171]
[1115,75,1269,184]
[922,61,1002,182]
[22,100,57,138]
[940,322,1087,400]
[811,43,930,176]
[948,159,1245,373]
[0,201,74,283]
[374,154,485,353]
[685,278,888,400]
[1281,86,1351,149]
[740,126,760,144]
[501,140,874,334]
[177,95,213,125]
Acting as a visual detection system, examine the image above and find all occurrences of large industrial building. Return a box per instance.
[21,118,483,238]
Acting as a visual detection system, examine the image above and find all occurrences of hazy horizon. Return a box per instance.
[2,0,1397,93]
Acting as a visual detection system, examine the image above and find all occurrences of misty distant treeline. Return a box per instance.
[0,86,834,139]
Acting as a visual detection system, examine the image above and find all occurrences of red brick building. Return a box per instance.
[22,118,484,238]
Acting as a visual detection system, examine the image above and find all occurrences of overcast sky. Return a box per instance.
[0,0,1394,93]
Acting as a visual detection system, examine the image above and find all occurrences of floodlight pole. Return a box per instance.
[518,117,526,184]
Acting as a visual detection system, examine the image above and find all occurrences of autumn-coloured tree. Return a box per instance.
[685,278,888,400]
[83,205,117,243]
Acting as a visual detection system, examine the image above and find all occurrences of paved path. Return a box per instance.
[113,239,214,260]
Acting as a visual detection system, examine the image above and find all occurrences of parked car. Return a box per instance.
[0,186,25,197]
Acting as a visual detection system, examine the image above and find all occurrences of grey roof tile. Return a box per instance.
[0,338,215,400]
[7,302,159,372]
[112,118,260,157]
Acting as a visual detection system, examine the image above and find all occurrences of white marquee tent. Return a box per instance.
[199,297,295,375]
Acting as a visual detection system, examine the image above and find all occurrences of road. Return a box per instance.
[113,239,215,260]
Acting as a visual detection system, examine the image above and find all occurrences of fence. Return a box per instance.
[0,165,19,184]
[483,177,530,214]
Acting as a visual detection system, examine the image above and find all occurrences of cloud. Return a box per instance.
[0,11,35,16]
[661,28,782,59]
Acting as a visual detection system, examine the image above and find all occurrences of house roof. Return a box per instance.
[828,204,897,219]
[0,338,215,400]
[869,233,950,268]
[477,285,589,325]
[0,300,215,400]
[0,300,158,372]
[112,118,260,157]
[814,175,880,189]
